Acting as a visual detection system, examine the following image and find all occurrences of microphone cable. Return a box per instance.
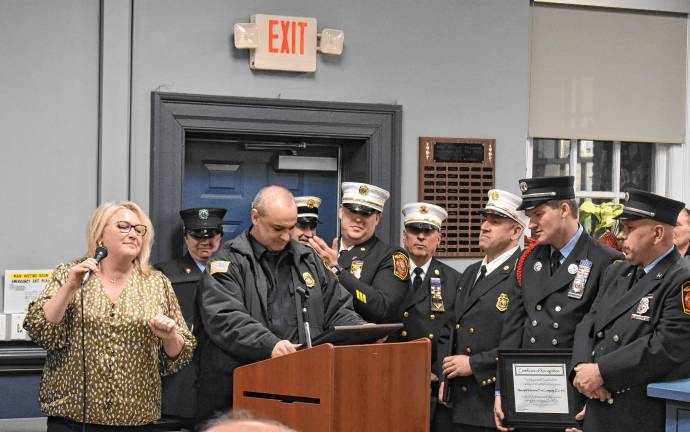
[79,246,108,432]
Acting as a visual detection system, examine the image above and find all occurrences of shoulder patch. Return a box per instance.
[393,252,410,280]
[516,243,539,288]
[209,260,231,275]
[681,282,690,315]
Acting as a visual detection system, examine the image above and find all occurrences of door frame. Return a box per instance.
[150,92,402,263]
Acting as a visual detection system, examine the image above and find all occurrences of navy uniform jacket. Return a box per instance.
[501,233,622,349]
[570,248,690,432]
[441,248,522,429]
[389,258,461,366]
[196,231,365,407]
[154,252,202,419]
[338,235,411,323]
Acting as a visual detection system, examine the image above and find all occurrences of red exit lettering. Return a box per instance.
[268,19,308,55]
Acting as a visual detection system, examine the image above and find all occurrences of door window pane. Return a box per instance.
[620,142,653,191]
[577,140,612,191]
[533,139,570,177]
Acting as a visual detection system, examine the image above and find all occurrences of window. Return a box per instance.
[529,138,666,203]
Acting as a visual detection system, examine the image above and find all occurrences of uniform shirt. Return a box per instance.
[23,259,195,426]
[478,245,520,279]
[192,258,206,272]
[643,245,674,274]
[409,258,432,284]
[249,234,298,342]
[552,224,584,265]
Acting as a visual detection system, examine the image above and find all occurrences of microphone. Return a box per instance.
[82,246,108,284]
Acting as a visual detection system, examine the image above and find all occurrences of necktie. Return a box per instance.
[550,249,562,276]
[632,267,645,285]
[471,265,487,292]
[412,267,424,291]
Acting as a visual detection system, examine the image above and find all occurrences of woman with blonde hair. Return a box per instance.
[24,201,195,431]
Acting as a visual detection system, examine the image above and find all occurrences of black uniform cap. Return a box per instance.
[614,189,685,226]
[516,176,575,211]
[295,196,321,223]
[180,207,227,238]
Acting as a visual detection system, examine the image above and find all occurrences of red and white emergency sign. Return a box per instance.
[250,14,318,72]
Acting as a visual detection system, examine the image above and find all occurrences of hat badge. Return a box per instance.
[359,185,369,195]
[198,209,209,220]
[420,205,429,214]
[491,190,500,201]
[306,198,316,208]
[519,181,528,193]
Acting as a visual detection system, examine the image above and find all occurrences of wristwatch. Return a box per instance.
[330,264,343,277]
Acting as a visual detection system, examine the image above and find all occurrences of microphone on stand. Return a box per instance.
[296,286,312,349]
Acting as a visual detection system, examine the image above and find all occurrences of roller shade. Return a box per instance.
[529,4,687,143]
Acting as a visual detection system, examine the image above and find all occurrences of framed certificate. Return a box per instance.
[499,349,584,429]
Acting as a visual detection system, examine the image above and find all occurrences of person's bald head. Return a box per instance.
[202,410,295,432]
[207,419,294,432]
[250,185,298,252]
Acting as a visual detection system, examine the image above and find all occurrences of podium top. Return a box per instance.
[310,323,403,346]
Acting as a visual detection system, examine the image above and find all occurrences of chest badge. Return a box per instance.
[430,277,445,312]
[350,260,364,279]
[534,261,543,272]
[568,264,578,275]
[568,259,592,300]
[496,293,509,312]
[631,294,653,321]
[302,272,315,288]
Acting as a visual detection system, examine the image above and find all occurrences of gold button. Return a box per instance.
[481,380,486,385]
[428,333,434,339]
[461,386,468,392]
[465,347,471,354]
[429,314,436,320]
[403,311,409,318]
[401,330,408,337]
[495,357,499,362]
[469,327,475,334]
[456,324,461,330]
[492,377,496,382]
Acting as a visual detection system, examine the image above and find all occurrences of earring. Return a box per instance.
[97,240,104,247]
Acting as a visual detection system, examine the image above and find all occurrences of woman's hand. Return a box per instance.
[64,258,100,292]
[149,314,184,358]
[148,313,177,340]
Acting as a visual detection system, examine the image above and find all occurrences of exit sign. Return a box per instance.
[250,14,317,72]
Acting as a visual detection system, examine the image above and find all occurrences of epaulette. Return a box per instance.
[516,243,539,288]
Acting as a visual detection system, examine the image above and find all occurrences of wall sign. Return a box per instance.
[234,14,344,72]
[418,137,496,257]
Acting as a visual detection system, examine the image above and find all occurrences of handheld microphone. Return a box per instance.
[82,246,108,284]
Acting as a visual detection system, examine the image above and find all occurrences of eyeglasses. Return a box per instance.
[113,221,147,236]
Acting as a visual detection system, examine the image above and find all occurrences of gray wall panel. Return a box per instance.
[0,1,99,271]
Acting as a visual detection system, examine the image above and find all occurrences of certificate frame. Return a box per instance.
[499,349,584,429]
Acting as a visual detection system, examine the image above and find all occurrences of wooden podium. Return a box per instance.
[233,339,431,432]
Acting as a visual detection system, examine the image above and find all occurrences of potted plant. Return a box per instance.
[578,200,624,251]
